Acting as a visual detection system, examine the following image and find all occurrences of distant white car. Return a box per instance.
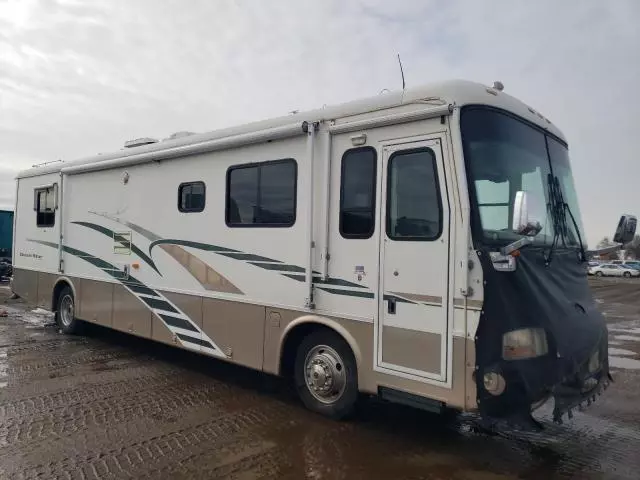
[610,260,640,271]
[589,263,640,278]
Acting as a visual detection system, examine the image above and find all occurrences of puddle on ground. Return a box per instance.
[609,356,640,370]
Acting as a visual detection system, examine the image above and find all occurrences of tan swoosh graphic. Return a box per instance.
[159,244,243,295]
[390,292,442,305]
[90,211,243,295]
[453,298,483,310]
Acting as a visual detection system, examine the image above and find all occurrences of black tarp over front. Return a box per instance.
[474,247,609,421]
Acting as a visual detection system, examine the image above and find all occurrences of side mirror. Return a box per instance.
[613,215,637,244]
[512,191,543,237]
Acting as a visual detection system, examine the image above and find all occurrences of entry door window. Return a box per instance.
[386,148,442,240]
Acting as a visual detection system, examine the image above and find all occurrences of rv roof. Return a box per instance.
[17,79,565,179]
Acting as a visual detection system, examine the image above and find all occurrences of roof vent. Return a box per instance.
[164,131,196,141]
[492,81,504,92]
[124,137,158,148]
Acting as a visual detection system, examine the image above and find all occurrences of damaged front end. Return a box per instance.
[473,248,612,432]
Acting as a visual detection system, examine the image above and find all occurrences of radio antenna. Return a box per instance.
[397,53,406,90]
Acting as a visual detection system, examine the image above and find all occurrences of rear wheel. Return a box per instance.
[294,329,358,419]
[56,286,81,334]
[624,271,631,278]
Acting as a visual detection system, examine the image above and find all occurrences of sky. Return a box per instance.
[1,0,639,246]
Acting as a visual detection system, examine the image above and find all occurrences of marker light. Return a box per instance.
[489,252,516,272]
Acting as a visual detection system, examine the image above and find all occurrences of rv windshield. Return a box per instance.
[461,107,586,249]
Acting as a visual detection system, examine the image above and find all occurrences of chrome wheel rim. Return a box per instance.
[60,294,74,327]
[304,344,347,404]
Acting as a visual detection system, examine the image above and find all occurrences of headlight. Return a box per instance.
[502,328,548,360]
[483,371,506,395]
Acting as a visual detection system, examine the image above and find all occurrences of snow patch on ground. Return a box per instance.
[0,306,56,327]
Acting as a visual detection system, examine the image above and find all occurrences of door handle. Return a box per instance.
[387,297,396,315]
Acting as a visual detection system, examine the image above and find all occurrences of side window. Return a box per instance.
[386,148,442,240]
[35,186,56,228]
[178,181,205,212]
[226,159,297,227]
[339,147,377,239]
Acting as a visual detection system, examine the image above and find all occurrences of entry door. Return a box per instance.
[377,137,450,381]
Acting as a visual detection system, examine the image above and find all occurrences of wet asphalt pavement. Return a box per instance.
[0,279,639,480]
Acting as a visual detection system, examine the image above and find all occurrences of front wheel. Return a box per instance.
[595,271,603,277]
[294,329,358,420]
[55,286,81,334]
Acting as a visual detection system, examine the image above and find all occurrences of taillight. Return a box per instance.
[502,328,548,360]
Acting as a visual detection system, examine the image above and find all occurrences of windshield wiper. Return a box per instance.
[545,174,586,265]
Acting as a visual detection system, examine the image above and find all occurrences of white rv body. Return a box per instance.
[12,80,565,413]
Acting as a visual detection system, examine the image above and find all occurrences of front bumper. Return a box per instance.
[476,350,611,432]
[551,365,611,424]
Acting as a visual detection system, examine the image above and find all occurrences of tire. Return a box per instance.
[55,285,81,334]
[294,329,358,420]
[624,271,631,278]
[595,271,603,277]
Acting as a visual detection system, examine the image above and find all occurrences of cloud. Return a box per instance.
[1,0,639,245]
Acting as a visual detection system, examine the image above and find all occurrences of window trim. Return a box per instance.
[385,146,443,242]
[177,181,206,213]
[34,184,57,228]
[339,146,378,239]
[225,158,298,228]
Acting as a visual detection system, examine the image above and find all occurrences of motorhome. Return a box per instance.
[11,79,636,429]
